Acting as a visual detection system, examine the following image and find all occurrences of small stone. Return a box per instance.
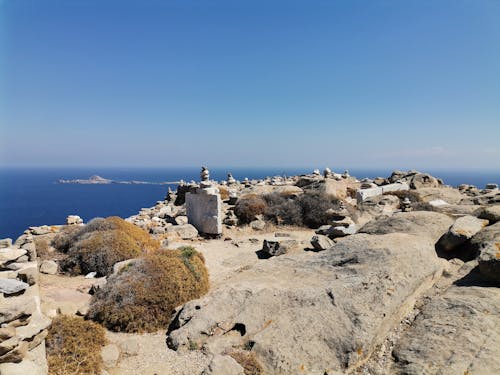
[101,344,120,368]
[250,220,266,231]
[262,239,298,257]
[0,238,13,249]
[0,279,29,295]
[175,215,188,225]
[85,272,97,279]
[120,338,140,355]
[310,235,335,251]
[66,215,84,225]
[39,260,58,275]
[166,224,199,240]
[76,305,89,316]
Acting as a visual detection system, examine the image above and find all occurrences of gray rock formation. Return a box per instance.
[360,211,454,242]
[167,232,443,374]
[392,285,500,374]
[437,215,488,252]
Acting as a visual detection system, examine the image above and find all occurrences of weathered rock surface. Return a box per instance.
[201,355,244,375]
[437,215,488,252]
[470,222,500,283]
[360,211,454,242]
[167,232,443,374]
[413,187,465,204]
[477,205,500,224]
[392,285,500,375]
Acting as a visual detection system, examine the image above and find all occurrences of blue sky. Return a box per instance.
[1,0,499,169]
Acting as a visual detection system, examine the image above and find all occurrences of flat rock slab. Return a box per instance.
[360,211,454,243]
[0,248,27,266]
[167,232,443,374]
[0,279,29,295]
[392,285,500,375]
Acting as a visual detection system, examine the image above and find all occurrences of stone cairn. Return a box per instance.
[185,167,223,236]
[0,236,50,374]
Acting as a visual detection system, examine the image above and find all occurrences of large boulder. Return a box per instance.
[470,222,500,283]
[477,205,500,224]
[412,187,465,205]
[436,215,488,252]
[167,232,443,374]
[359,211,454,243]
[391,285,500,374]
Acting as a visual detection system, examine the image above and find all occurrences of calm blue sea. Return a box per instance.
[0,167,498,240]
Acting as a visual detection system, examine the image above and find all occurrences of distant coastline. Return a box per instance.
[57,175,179,185]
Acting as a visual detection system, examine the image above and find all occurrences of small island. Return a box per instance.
[57,175,178,185]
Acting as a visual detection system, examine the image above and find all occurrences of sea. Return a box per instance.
[0,167,498,240]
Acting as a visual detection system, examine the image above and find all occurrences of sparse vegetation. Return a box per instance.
[219,186,230,200]
[57,217,159,276]
[234,195,267,224]
[236,191,345,229]
[87,248,209,333]
[34,237,51,260]
[46,315,106,375]
[229,351,264,375]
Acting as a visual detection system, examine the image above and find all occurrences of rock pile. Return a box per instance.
[0,240,50,375]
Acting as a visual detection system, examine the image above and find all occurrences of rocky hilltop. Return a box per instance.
[1,168,499,375]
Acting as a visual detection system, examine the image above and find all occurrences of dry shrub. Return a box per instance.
[234,195,267,224]
[263,193,303,226]
[87,247,209,333]
[219,186,230,200]
[297,192,341,228]
[51,225,81,253]
[34,237,51,260]
[59,217,159,276]
[229,351,263,375]
[46,315,106,375]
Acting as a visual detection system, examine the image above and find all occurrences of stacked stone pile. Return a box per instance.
[0,239,50,375]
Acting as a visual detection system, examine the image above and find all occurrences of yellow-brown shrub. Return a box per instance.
[46,316,106,375]
[59,217,159,276]
[219,186,230,200]
[87,247,209,333]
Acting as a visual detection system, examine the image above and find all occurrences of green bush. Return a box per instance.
[87,248,209,333]
[58,217,159,276]
[46,316,106,375]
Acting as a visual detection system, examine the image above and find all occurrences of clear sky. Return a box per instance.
[1,0,499,170]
